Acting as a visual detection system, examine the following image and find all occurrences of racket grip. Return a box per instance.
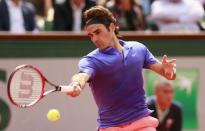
[60,85,73,92]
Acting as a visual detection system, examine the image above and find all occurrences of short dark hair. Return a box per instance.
[83,5,120,36]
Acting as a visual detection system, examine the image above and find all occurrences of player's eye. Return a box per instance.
[94,30,101,35]
[88,34,93,38]
[96,31,100,34]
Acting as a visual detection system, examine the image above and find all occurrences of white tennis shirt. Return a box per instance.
[151,0,205,32]
[6,0,26,33]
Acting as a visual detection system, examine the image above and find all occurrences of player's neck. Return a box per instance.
[111,36,123,52]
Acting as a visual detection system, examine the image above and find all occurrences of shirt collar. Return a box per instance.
[119,39,131,50]
[99,40,130,54]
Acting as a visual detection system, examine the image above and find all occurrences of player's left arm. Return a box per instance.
[148,55,176,80]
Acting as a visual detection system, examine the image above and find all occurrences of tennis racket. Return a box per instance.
[7,64,72,108]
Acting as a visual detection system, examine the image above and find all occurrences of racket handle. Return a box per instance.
[60,85,73,92]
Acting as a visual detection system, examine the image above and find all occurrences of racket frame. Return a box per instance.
[7,64,61,108]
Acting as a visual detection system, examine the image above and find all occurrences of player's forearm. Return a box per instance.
[71,73,90,90]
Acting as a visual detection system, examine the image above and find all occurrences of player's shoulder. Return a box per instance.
[86,49,100,57]
[80,49,99,62]
[79,49,103,69]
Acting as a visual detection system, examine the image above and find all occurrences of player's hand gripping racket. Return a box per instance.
[7,64,75,108]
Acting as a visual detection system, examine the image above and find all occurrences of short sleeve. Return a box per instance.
[78,57,96,78]
[143,47,157,68]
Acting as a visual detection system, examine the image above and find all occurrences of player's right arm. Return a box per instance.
[66,55,96,97]
[66,72,90,97]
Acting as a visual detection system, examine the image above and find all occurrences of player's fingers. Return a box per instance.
[162,55,167,64]
[170,68,176,79]
[68,86,81,97]
[67,91,79,97]
[67,91,74,96]
[170,72,173,79]
[173,67,176,73]
[165,60,176,68]
[169,63,176,68]
[70,92,79,97]
[66,81,81,96]
[70,92,80,97]
[168,59,176,64]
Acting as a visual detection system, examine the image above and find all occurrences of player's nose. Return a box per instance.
[92,35,98,43]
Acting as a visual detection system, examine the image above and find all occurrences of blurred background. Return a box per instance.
[0,0,205,131]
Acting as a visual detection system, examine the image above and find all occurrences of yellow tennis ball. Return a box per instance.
[47,109,60,122]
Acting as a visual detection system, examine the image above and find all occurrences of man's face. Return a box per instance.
[85,24,114,49]
[155,84,174,108]
[119,0,132,11]
[72,0,85,7]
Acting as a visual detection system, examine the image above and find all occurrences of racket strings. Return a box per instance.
[9,68,43,106]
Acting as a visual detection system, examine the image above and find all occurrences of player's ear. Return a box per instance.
[109,23,116,32]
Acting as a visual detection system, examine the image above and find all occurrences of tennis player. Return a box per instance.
[66,6,176,131]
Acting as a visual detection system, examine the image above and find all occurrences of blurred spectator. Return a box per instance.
[24,0,47,30]
[140,0,156,16]
[198,0,205,30]
[149,0,205,32]
[45,0,54,21]
[147,78,183,131]
[0,0,36,33]
[198,0,205,8]
[53,0,96,32]
[96,0,109,6]
[106,0,145,31]
[24,0,44,17]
